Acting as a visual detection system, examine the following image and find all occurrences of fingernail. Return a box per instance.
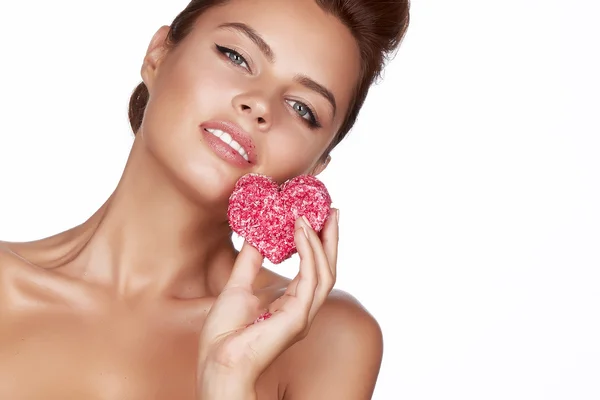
[301,215,311,228]
[335,208,340,224]
[300,216,310,238]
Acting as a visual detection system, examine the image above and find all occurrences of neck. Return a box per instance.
[63,138,239,299]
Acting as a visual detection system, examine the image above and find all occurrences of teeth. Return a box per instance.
[220,132,232,144]
[205,128,249,161]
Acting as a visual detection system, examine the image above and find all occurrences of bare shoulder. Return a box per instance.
[282,289,384,400]
[0,240,60,288]
[308,288,383,339]
[0,241,30,299]
[0,240,19,269]
[0,240,36,269]
[306,288,383,353]
[0,240,35,280]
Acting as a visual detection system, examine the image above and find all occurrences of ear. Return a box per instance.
[309,155,331,176]
[140,25,171,92]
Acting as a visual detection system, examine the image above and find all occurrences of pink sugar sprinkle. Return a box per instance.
[253,311,273,324]
[228,174,332,264]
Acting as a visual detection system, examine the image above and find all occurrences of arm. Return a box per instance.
[196,212,341,399]
[284,291,384,400]
[200,291,384,400]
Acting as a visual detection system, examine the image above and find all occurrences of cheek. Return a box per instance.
[195,61,238,102]
[260,134,327,181]
[143,58,238,136]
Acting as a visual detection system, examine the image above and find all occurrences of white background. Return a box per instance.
[1,1,599,399]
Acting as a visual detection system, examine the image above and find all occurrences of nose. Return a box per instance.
[232,92,272,131]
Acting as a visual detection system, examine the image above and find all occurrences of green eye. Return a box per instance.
[228,52,244,65]
[215,44,250,72]
[285,100,321,129]
[293,102,309,117]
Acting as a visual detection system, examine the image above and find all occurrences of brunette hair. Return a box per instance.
[128,0,410,159]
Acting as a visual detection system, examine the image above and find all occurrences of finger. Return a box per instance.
[235,310,295,375]
[301,215,336,321]
[281,218,312,298]
[284,273,300,297]
[233,215,338,375]
[196,297,217,318]
[303,214,335,286]
[285,209,338,298]
[292,217,318,318]
[223,240,264,291]
[321,208,339,280]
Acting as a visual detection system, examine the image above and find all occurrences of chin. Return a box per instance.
[172,152,246,207]
[141,128,242,207]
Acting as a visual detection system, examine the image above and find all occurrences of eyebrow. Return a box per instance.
[218,22,337,117]
[218,22,275,63]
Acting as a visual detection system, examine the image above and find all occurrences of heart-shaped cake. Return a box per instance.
[228,173,332,264]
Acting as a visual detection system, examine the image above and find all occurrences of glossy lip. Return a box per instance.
[200,120,258,165]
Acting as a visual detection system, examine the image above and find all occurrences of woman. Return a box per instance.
[0,0,409,398]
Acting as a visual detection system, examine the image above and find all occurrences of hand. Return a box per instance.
[197,208,339,396]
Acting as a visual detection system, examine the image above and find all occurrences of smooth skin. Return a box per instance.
[198,214,339,399]
[0,0,383,399]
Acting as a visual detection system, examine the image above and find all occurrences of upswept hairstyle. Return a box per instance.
[129,0,410,159]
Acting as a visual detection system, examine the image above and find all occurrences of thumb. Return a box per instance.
[196,297,216,319]
[223,241,264,291]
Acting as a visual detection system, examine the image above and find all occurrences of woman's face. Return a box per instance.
[140,0,360,204]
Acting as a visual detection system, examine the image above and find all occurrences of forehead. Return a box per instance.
[192,0,361,121]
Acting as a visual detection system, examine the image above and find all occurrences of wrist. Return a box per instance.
[199,366,257,400]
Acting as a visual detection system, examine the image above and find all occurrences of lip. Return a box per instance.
[199,120,258,166]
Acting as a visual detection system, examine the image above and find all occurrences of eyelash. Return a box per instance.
[214,43,322,130]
